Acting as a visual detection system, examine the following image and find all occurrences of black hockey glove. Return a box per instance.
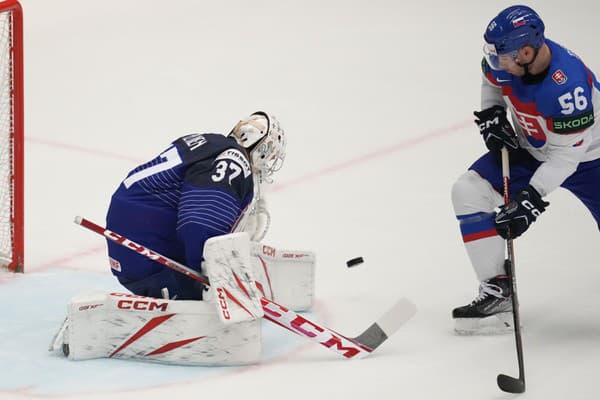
[495,185,549,239]
[474,105,519,152]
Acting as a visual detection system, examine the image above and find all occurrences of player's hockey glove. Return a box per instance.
[474,105,519,153]
[494,185,549,239]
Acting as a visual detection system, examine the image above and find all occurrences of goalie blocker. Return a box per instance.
[49,235,315,366]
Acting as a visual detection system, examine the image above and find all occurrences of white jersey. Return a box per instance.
[481,39,600,196]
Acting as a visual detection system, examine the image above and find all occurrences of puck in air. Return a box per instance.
[346,257,364,268]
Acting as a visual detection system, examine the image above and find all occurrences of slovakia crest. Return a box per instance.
[552,69,568,85]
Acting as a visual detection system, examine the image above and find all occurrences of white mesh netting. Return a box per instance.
[0,10,14,267]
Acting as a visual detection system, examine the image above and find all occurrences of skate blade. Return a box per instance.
[454,312,516,336]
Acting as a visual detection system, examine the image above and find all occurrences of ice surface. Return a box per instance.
[3,1,600,399]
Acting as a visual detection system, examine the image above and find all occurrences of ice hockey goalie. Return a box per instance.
[49,236,315,366]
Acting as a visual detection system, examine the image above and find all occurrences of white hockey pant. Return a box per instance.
[451,170,506,281]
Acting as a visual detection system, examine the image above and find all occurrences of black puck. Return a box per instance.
[346,257,364,267]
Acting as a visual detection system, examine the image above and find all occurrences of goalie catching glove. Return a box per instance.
[474,105,519,152]
[495,185,549,239]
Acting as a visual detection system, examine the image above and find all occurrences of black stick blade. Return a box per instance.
[497,374,525,393]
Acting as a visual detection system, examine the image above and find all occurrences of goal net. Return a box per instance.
[0,0,23,272]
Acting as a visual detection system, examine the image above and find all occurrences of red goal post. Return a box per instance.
[0,0,23,272]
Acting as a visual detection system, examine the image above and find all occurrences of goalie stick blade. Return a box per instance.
[497,374,525,393]
[352,298,417,351]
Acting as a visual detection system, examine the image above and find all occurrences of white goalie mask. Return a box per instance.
[230,111,286,180]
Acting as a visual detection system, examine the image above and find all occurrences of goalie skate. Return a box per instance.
[453,275,514,335]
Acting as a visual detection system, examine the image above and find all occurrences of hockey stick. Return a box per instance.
[496,147,526,393]
[75,216,416,360]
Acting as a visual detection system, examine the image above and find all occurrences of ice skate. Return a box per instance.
[453,275,514,335]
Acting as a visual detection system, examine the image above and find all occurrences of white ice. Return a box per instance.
[3,1,600,399]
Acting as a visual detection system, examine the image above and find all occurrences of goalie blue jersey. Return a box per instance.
[106,133,254,288]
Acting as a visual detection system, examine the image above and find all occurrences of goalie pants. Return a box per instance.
[117,268,205,300]
[106,197,206,300]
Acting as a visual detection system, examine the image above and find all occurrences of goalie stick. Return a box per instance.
[496,147,526,393]
[75,216,416,360]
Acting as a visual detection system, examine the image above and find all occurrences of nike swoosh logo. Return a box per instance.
[496,79,512,83]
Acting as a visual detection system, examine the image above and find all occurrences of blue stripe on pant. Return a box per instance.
[457,211,498,242]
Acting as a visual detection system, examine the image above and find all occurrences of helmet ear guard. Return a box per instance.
[230,111,286,181]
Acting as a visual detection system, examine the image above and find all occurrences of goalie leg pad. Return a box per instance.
[49,291,261,366]
[251,242,315,311]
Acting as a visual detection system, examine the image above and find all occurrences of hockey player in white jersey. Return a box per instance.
[451,5,600,334]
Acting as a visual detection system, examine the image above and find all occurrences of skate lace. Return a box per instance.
[472,281,505,304]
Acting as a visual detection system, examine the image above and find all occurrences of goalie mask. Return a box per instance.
[230,111,286,180]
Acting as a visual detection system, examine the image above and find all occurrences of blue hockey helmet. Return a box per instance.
[483,5,545,70]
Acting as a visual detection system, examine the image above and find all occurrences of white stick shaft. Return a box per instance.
[501,147,510,204]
